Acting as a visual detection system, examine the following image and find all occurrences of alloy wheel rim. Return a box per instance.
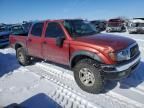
[79,68,95,87]
[18,52,25,63]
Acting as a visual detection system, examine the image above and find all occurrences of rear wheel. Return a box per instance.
[16,47,31,66]
[73,58,104,94]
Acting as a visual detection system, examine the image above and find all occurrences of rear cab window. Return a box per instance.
[31,22,44,37]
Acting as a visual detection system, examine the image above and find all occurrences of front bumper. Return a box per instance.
[101,54,141,80]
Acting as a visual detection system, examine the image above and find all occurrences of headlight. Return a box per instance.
[109,49,129,61]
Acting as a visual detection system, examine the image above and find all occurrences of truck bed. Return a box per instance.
[9,34,28,49]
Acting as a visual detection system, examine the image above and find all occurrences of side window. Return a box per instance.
[31,22,44,37]
[45,22,65,38]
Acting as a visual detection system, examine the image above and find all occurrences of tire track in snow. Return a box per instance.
[50,86,99,108]
[31,62,144,108]
[37,62,144,95]
[25,64,101,108]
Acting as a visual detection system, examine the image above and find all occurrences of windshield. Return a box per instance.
[64,20,98,37]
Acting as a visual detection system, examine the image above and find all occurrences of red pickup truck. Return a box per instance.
[10,19,140,93]
[106,18,126,32]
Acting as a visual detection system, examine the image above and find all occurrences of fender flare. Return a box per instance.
[14,42,28,54]
[70,51,104,68]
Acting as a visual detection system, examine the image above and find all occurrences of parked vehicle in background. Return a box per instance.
[128,19,144,34]
[0,24,11,47]
[106,18,126,32]
[11,24,27,35]
[10,19,140,93]
[90,20,106,32]
[22,21,33,33]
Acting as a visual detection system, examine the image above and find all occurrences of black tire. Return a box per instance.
[16,47,31,66]
[73,58,104,94]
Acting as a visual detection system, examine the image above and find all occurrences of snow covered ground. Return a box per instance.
[0,33,144,108]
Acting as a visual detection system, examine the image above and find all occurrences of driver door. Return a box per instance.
[42,22,69,65]
[27,22,44,58]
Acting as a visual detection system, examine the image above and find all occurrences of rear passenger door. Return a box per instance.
[27,22,44,58]
[42,22,69,65]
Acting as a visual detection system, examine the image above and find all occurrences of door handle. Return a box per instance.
[43,41,47,44]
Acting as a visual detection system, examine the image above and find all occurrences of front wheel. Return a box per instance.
[16,47,31,66]
[73,59,104,94]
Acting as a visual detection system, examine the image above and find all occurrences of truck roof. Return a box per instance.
[34,19,85,23]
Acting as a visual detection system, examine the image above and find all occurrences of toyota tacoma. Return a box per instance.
[10,19,141,93]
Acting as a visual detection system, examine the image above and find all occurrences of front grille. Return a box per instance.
[130,44,139,58]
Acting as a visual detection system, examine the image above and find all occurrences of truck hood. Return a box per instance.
[76,33,136,52]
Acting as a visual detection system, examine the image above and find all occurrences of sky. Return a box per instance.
[0,0,144,23]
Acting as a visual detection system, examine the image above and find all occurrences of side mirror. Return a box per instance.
[56,36,65,47]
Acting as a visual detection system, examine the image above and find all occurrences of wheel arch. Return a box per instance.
[70,51,104,68]
[15,42,28,54]
[15,43,23,50]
